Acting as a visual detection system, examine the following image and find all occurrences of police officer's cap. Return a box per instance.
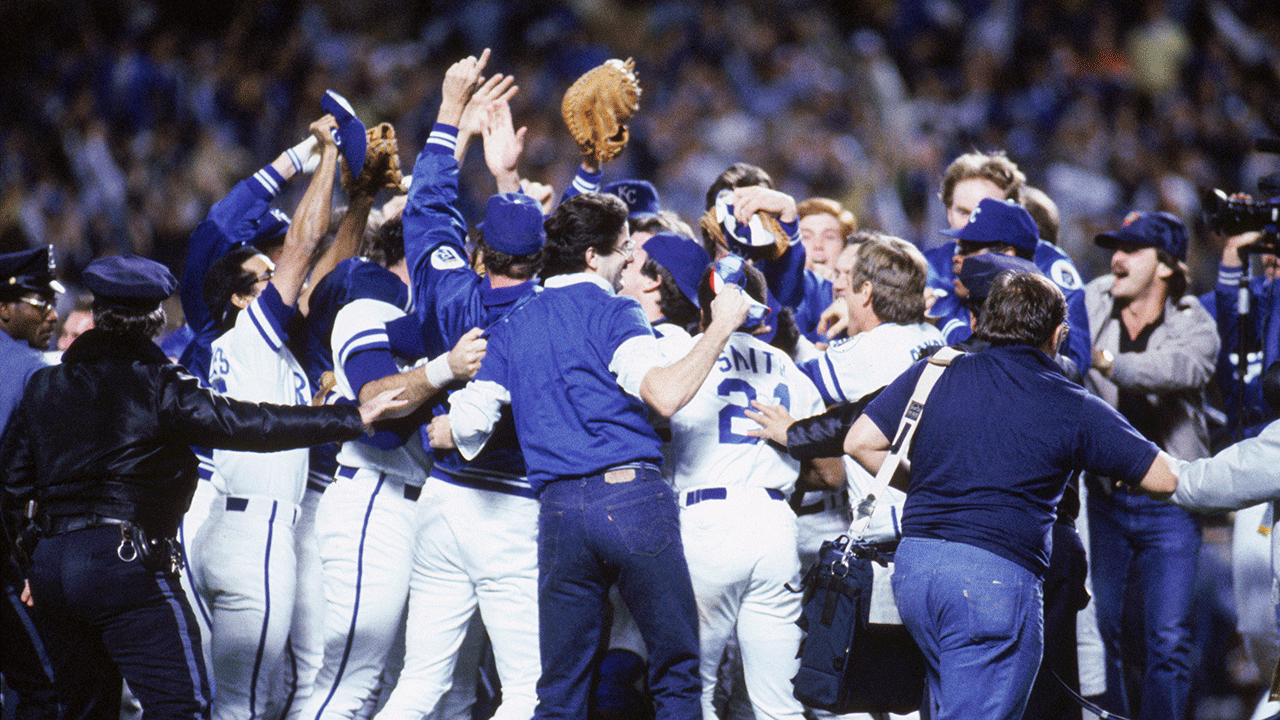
[0,246,65,298]
[83,254,178,313]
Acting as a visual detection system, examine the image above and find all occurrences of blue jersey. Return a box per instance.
[402,124,538,492]
[455,275,663,492]
[864,344,1158,576]
[926,239,1091,375]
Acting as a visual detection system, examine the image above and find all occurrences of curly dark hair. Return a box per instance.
[541,193,629,278]
[974,271,1065,349]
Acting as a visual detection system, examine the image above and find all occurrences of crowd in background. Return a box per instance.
[2,0,1279,299]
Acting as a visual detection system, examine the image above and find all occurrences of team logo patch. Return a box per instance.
[431,246,466,270]
[1050,259,1082,290]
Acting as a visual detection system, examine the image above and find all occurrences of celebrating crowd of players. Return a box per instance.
[2,40,1280,720]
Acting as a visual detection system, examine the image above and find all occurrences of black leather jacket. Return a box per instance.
[0,329,365,539]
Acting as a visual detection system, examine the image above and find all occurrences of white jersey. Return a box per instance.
[209,284,312,502]
[665,332,824,494]
[331,297,431,481]
[798,321,943,406]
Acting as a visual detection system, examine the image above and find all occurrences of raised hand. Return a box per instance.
[482,100,527,194]
[439,49,492,128]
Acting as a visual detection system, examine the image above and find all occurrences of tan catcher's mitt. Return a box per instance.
[344,122,403,198]
[561,58,641,165]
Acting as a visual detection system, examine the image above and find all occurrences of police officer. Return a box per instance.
[0,246,62,720]
[0,254,405,720]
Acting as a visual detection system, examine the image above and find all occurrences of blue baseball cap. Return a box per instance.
[250,208,291,248]
[1094,211,1188,262]
[642,233,710,308]
[0,246,64,296]
[940,197,1039,255]
[83,254,177,312]
[958,253,1042,304]
[322,90,367,179]
[479,193,546,257]
[604,180,661,217]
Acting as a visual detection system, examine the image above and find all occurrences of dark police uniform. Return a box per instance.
[0,247,62,720]
[0,255,370,720]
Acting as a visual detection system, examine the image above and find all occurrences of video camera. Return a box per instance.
[1201,137,1280,254]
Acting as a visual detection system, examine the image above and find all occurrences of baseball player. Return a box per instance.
[372,53,543,720]
[665,256,830,720]
[300,248,485,720]
[189,114,341,720]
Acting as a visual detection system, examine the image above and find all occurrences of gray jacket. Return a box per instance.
[1084,275,1219,462]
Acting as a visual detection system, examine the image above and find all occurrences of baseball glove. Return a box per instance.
[344,123,402,198]
[561,58,641,165]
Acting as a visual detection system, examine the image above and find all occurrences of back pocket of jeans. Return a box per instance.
[964,578,1022,643]
[608,492,678,557]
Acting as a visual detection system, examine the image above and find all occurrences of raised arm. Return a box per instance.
[640,286,750,418]
[274,116,339,309]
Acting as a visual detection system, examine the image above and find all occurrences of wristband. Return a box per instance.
[424,354,454,388]
[286,136,320,174]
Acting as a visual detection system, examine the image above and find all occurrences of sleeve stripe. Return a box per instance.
[247,298,286,353]
[253,168,281,196]
[572,173,599,194]
[1218,266,1244,285]
[940,318,968,339]
[338,328,391,369]
[822,353,847,404]
[428,124,459,153]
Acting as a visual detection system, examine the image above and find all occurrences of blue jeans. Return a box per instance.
[1088,482,1201,720]
[892,537,1044,720]
[534,464,701,720]
[27,525,212,720]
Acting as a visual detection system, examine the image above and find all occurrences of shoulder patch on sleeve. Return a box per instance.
[1049,259,1083,291]
[431,245,467,270]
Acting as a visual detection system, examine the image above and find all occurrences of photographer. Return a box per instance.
[1211,204,1280,439]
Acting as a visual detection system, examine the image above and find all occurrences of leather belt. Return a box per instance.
[44,514,131,536]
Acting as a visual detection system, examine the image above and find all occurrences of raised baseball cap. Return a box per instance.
[0,246,64,297]
[1094,211,1187,262]
[478,192,546,257]
[940,197,1039,255]
[709,254,770,329]
[604,180,661,218]
[322,90,367,179]
[642,233,710,308]
[83,254,177,313]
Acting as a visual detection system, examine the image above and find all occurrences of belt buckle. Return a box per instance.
[604,468,636,484]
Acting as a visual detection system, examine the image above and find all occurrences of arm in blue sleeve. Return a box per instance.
[1062,287,1092,379]
[403,125,469,339]
[181,166,286,332]
[560,165,603,204]
[757,234,806,308]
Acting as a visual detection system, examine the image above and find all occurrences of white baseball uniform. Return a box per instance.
[665,330,825,720]
[301,292,433,720]
[191,283,316,720]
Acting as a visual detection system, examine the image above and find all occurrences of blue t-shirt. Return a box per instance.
[474,279,662,491]
[863,343,1159,576]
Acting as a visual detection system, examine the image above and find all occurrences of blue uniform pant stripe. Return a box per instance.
[248,500,279,720]
[313,473,385,719]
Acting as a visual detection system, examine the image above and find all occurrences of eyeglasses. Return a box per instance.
[17,296,56,314]
[239,269,274,292]
[613,240,635,261]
